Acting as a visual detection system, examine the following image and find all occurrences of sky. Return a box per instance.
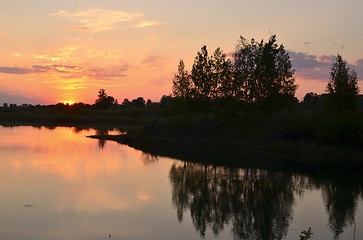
[0,0,362,104]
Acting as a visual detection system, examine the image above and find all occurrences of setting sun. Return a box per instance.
[62,100,76,105]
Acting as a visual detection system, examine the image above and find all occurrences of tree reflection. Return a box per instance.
[95,129,108,148]
[319,176,361,240]
[169,162,303,239]
[141,153,159,165]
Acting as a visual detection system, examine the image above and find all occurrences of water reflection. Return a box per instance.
[169,162,363,240]
[317,175,361,239]
[1,125,363,240]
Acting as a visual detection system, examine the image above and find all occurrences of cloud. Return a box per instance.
[0,67,32,74]
[289,51,363,82]
[0,93,46,105]
[51,8,143,32]
[0,64,128,87]
[136,20,163,28]
[289,51,331,81]
[304,42,310,45]
[356,59,363,66]
[0,33,6,37]
[64,26,90,31]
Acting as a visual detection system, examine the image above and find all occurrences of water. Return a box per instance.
[0,125,362,240]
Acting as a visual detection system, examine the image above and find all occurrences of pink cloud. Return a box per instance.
[318,55,335,63]
[289,51,363,82]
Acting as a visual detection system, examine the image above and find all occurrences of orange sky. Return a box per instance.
[0,0,362,104]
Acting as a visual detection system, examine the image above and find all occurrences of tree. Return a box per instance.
[95,88,116,109]
[326,54,359,111]
[131,97,145,108]
[172,60,192,98]
[171,35,297,110]
[160,95,172,108]
[96,88,107,103]
[191,45,213,99]
[303,92,322,110]
[122,98,131,108]
[234,35,297,108]
[210,48,233,98]
[146,99,153,107]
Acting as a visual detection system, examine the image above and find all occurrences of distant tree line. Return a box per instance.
[94,88,172,110]
[1,89,172,112]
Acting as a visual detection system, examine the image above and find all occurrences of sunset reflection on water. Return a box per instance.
[0,126,177,240]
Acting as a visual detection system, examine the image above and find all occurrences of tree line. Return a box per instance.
[172,35,359,111]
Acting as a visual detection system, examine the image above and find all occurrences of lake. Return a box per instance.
[0,125,362,240]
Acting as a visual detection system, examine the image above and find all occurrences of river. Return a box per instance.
[0,125,362,240]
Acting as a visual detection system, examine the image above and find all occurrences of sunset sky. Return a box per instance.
[1,0,362,104]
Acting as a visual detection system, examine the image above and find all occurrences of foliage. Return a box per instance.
[234,35,297,107]
[299,227,313,240]
[172,35,297,111]
[326,54,359,111]
[131,97,145,108]
[95,88,117,109]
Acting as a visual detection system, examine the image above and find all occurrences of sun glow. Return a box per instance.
[62,100,76,105]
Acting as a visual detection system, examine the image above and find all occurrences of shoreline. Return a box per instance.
[88,131,363,176]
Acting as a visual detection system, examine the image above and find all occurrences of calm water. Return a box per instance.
[0,126,362,240]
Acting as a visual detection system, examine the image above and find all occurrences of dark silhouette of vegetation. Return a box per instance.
[95,88,117,109]
[326,54,359,111]
[299,228,313,240]
[172,35,297,111]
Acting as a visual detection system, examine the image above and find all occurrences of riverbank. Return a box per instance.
[88,116,363,175]
[2,103,363,173]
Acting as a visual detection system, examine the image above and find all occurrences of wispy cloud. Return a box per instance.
[0,33,6,37]
[0,67,32,74]
[51,8,143,32]
[136,20,163,28]
[63,26,90,31]
[0,64,127,82]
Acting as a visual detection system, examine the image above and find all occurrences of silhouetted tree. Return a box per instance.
[97,88,107,103]
[131,97,145,108]
[211,47,233,98]
[146,99,153,107]
[326,54,359,111]
[173,60,192,98]
[95,88,116,109]
[172,35,297,111]
[234,35,297,109]
[303,92,322,110]
[160,95,172,108]
[122,98,131,108]
[191,46,213,99]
